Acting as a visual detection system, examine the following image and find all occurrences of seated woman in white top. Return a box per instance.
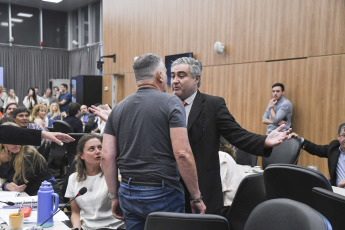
[65,134,123,230]
[3,89,18,109]
[218,137,245,217]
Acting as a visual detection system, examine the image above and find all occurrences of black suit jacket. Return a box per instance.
[302,139,340,185]
[186,91,271,213]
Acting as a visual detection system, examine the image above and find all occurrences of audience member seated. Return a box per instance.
[0,117,14,125]
[3,89,18,109]
[92,104,108,134]
[0,122,62,199]
[43,88,58,106]
[47,102,62,127]
[12,107,46,131]
[289,122,345,187]
[3,103,18,117]
[0,84,7,113]
[218,137,245,217]
[79,105,96,133]
[23,88,38,112]
[32,104,49,127]
[65,134,123,230]
[63,103,83,133]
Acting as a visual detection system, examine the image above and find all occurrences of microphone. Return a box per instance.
[40,187,87,227]
[0,201,15,206]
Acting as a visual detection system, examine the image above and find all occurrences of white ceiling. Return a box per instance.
[0,0,100,12]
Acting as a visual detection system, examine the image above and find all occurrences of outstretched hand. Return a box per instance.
[264,124,291,148]
[89,104,111,122]
[288,132,300,140]
[41,131,75,146]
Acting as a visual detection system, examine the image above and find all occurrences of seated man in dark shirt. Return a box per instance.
[63,102,83,133]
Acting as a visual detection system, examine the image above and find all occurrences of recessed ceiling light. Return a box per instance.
[1,22,14,27]
[17,13,33,18]
[42,0,63,3]
[11,18,23,23]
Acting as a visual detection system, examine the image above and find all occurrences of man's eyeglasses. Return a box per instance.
[339,134,345,138]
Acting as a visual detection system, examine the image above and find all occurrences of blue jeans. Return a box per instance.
[118,179,185,230]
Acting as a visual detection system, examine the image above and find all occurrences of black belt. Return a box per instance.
[121,177,163,187]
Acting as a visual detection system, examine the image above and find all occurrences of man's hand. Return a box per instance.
[111,198,125,220]
[6,182,26,192]
[338,179,345,188]
[278,120,286,125]
[61,111,67,118]
[89,104,111,122]
[41,131,75,146]
[288,132,300,140]
[264,124,291,147]
[190,200,206,214]
[269,99,277,108]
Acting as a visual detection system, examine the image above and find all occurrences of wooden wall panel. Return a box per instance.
[103,0,345,75]
[102,74,113,106]
[102,0,345,177]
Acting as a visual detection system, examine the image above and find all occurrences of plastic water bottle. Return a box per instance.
[36,181,59,228]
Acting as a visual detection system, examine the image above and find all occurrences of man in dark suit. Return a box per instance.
[289,123,345,187]
[171,57,291,214]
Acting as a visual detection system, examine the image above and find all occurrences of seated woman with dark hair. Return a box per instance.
[0,122,62,199]
[65,134,123,230]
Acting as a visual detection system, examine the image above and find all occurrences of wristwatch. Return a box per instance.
[108,193,118,200]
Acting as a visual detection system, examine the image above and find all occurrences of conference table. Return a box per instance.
[0,190,70,230]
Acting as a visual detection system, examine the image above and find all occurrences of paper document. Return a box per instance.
[0,196,69,226]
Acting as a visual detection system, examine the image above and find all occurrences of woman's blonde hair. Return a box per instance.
[49,102,60,115]
[32,104,47,120]
[75,134,102,182]
[0,122,45,184]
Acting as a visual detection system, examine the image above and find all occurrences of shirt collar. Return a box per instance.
[183,90,198,105]
[340,146,345,155]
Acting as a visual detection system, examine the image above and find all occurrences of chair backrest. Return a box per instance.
[264,163,332,209]
[53,120,73,134]
[227,173,266,230]
[312,187,345,230]
[65,133,86,166]
[235,148,258,167]
[244,198,332,230]
[144,212,229,230]
[262,137,302,169]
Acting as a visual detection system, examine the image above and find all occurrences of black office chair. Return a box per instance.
[227,173,266,230]
[65,133,85,166]
[264,164,332,209]
[144,212,229,230]
[312,187,345,230]
[49,120,73,169]
[53,120,73,133]
[262,137,302,169]
[235,148,258,167]
[244,198,332,230]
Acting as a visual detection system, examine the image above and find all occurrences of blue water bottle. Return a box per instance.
[37,181,59,228]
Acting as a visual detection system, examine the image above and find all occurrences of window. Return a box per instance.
[81,6,89,46]
[71,9,78,47]
[0,3,9,43]
[91,1,101,43]
[11,4,39,46]
[43,9,67,48]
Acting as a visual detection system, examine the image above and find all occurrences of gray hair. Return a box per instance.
[133,53,163,83]
[338,123,345,135]
[171,57,202,88]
